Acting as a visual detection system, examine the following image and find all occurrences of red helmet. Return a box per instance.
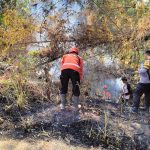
[69,47,79,54]
[103,85,107,89]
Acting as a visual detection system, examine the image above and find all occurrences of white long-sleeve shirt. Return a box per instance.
[122,83,131,100]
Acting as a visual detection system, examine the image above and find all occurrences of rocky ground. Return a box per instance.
[0,97,149,150]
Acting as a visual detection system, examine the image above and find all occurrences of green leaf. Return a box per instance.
[0,15,3,24]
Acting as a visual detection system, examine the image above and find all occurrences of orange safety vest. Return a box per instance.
[61,53,83,80]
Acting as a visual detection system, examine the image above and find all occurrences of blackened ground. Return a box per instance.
[0,97,149,150]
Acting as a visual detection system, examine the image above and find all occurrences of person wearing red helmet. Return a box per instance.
[60,47,83,110]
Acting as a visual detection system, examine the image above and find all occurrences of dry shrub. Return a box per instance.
[0,80,48,108]
[24,81,48,102]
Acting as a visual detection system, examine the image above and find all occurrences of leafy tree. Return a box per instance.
[71,0,150,68]
[0,1,35,108]
[0,0,17,12]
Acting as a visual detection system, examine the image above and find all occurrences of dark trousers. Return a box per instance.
[133,83,150,109]
[60,69,80,96]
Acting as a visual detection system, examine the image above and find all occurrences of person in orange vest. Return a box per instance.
[60,47,83,110]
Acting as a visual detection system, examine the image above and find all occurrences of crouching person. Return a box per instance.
[121,77,132,106]
[60,47,83,111]
[131,50,150,113]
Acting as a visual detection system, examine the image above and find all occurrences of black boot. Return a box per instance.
[142,106,149,113]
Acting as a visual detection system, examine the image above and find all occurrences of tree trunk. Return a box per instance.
[44,65,51,100]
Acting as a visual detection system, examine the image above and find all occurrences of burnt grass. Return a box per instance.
[0,97,149,150]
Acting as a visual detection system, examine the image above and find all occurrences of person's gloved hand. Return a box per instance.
[144,59,150,69]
